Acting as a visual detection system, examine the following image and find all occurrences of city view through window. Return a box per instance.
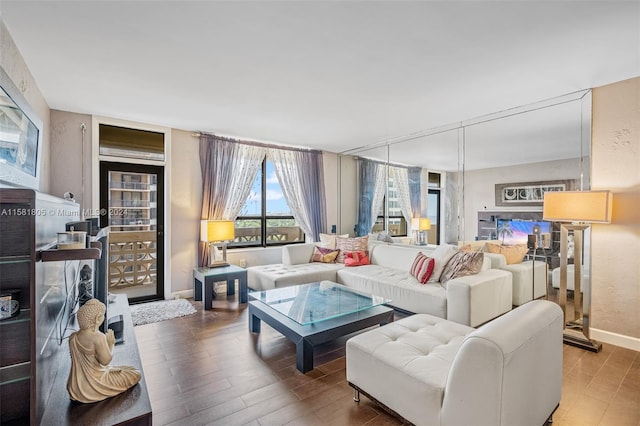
[232,160,303,246]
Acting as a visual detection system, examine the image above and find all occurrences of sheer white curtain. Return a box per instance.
[222,143,266,219]
[371,164,387,232]
[267,148,327,242]
[199,135,265,266]
[391,166,414,231]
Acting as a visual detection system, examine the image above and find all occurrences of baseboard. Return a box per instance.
[590,328,640,352]
[171,289,194,300]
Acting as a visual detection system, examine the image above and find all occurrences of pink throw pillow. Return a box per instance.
[344,251,370,267]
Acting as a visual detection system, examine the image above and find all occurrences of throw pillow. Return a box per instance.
[335,236,369,263]
[318,233,349,250]
[376,233,394,243]
[440,251,485,286]
[481,240,502,253]
[410,252,435,284]
[344,250,370,267]
[427,244,459,283]
[311,246,340,263]
[485,243,528,265]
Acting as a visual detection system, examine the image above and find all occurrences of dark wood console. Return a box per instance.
[40,293,152,426]
[1,188,83,425]
[0,188,151,425]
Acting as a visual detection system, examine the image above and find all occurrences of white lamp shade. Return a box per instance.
[543,191,612,223]
[411,218,420,229]
[200,220,235,242]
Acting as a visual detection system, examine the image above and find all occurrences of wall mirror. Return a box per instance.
[338,89,594,344]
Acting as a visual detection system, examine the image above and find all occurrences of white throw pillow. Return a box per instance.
[427,244,459,283]
[318,233,349,250]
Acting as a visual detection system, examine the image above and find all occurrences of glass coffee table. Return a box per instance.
[248,281,393,373]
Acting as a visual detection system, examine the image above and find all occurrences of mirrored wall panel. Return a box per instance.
[337,88,593,344]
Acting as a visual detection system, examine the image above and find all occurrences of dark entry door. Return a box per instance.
[100,161,164,303]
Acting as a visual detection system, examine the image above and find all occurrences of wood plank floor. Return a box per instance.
[134,296,640,426]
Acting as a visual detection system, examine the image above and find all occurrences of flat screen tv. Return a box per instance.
[0,66,43,190]
[496,219,551,246]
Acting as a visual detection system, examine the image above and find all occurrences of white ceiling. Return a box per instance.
[2,1,639,161]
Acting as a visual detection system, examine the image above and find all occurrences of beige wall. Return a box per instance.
[0,21,51,192]
[590,77,640,349]
[338,154,358,236]
[323,151,339,233]
[168,130,203,294]
[50,110,93,206]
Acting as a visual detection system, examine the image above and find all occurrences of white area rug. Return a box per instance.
[130,299,196,326]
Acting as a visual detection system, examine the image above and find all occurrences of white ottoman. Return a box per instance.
[246,263,343,291]
[346,314,474,425]
[501,260,548,305]
[552,264,586,292]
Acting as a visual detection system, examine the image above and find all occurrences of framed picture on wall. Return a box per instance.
[495,179,576,207]
[0,66,43,190]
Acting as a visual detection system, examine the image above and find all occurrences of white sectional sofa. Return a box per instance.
[346,300,563,426]
[247,242,513,327]
[485,253,547,305]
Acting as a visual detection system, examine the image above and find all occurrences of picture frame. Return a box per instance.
[495,179,576,207]
[0,66,43,190]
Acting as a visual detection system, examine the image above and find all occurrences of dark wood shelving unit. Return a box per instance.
[1,188,38,426]
[38,241,102,262]
[0,189,109,425]
[2,189,151,425]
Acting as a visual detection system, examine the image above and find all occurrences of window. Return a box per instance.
[230,159,304,248]
[427,189,440,245]
[373,175,407,236]
[428,172,441,188]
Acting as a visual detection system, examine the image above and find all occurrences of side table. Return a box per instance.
[193,265,248,310]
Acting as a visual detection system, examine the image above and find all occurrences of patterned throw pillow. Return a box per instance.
[311,246,340,263]
[410,252,435,284]
[318,233,350,250]
[335,236,369,263]
[440,251,485,286]
[427,244,459,283]
[344,250,370,267]
[485,243,528,264]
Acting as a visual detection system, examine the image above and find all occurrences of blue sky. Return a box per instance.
[241,161,290,216]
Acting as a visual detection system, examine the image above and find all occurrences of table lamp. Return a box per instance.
[412,218,431,245]
[543,190,612,352]
[200,220,235,268]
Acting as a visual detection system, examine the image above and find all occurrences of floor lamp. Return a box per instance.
[543,190,612,352]
[200,220,235,268]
